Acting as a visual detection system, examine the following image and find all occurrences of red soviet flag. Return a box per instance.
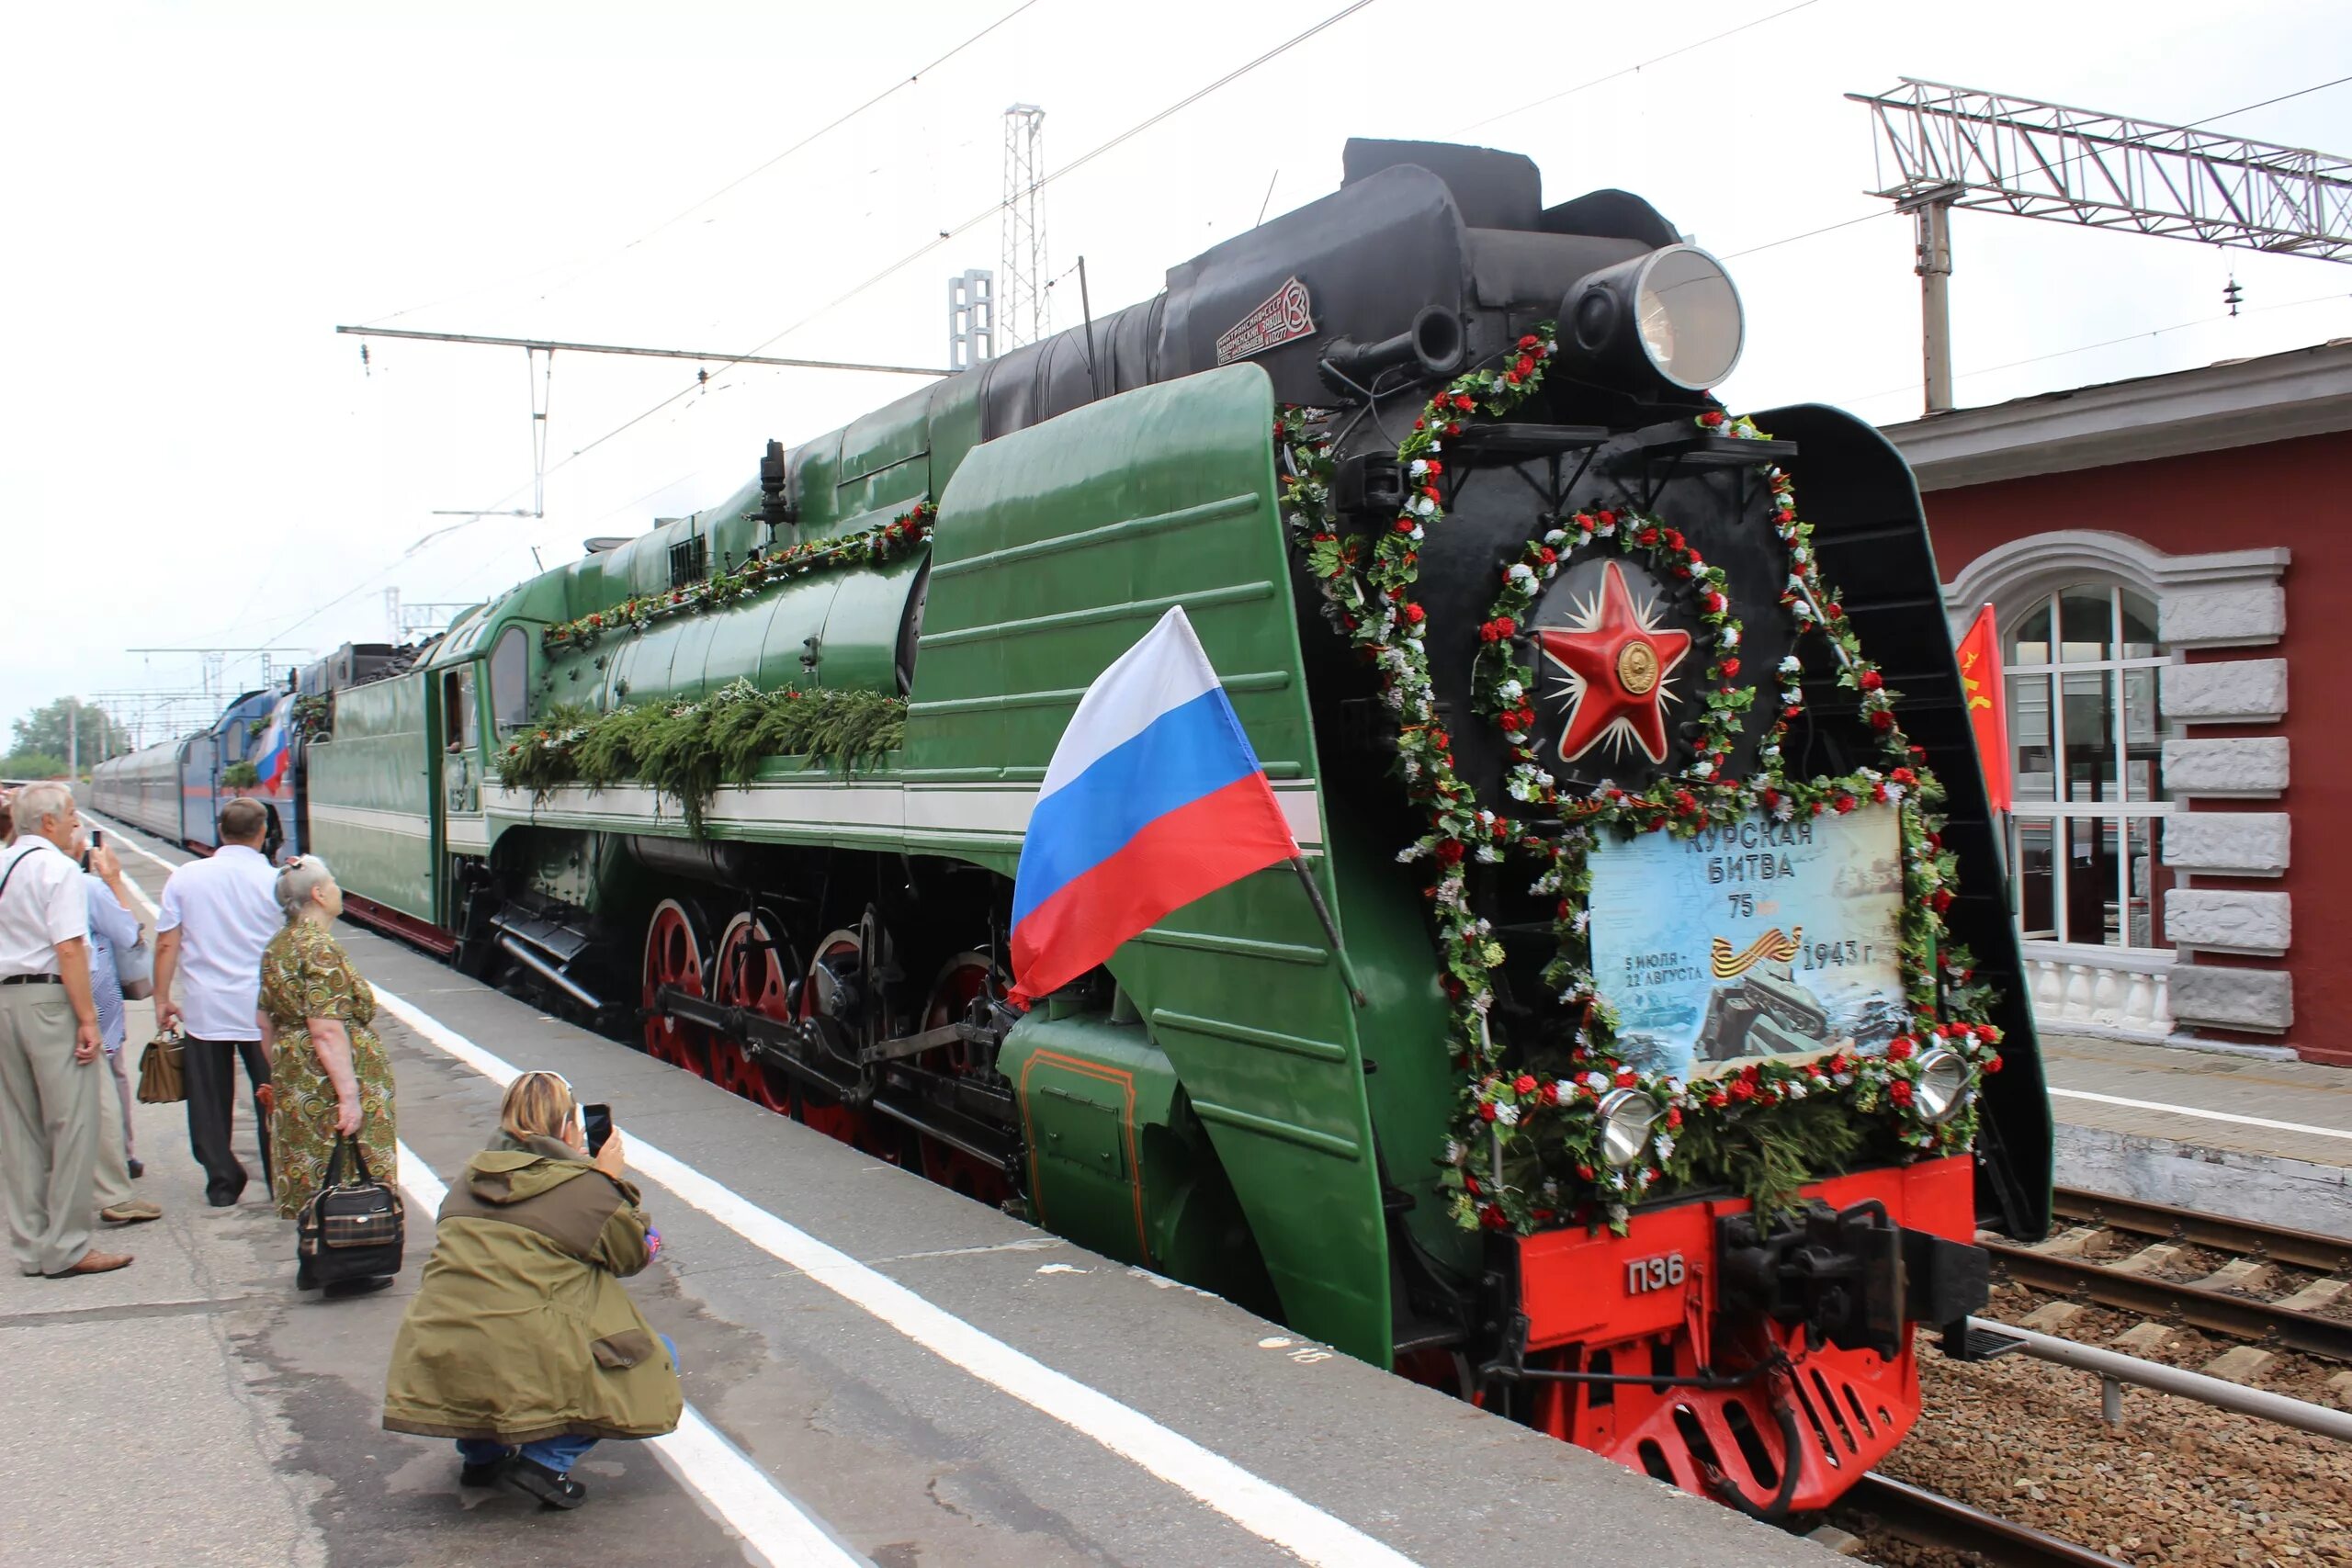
[1954,604,2010,812]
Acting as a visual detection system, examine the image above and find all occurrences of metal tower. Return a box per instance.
[1850,77,2352,412]
[1001,105,1049,348]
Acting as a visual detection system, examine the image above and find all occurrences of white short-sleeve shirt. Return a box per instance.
[0,839,90,978]
[157,843,281,1041]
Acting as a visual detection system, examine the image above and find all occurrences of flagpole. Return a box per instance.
[1287,856,1366,1008]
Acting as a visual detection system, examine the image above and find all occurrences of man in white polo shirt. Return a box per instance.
[0,783,132,1278]
[154,797,279,1207]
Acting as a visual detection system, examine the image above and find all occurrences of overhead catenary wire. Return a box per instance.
[1828,284,2352,409]
[459,0,1388,495]
[1458,0,1826,133]
[358,0,1046,328]
[263,1,1384,654]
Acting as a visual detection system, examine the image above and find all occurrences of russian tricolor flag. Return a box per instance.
[1009,606,1301,1006]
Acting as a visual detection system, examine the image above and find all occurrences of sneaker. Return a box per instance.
[101,1201,163,1224]
[502,1456,587,1509]
[459,1450,514,1488]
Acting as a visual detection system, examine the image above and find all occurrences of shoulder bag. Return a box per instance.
[297,1134,405,1288]
[137,1026,187,1103]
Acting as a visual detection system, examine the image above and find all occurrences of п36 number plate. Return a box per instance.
[1626,1252,1687,1293]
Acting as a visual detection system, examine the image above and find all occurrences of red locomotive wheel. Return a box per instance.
[641,899,715,1078]
[916,953,1014,1207]
[713,911,797,1113]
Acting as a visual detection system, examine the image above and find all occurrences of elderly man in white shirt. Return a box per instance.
[0,783,133,1279]
[154,796,280,1207]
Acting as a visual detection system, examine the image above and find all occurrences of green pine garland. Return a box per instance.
[1275,345,2007,1237]
[495,680,905,835]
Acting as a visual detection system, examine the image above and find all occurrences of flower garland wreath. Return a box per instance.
[1275,337,2005,1235]
[543,499,937,653]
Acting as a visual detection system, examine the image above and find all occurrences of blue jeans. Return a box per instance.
[458,1334,677,1476]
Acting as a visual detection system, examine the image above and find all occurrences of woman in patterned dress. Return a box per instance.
[257,856,398,1288]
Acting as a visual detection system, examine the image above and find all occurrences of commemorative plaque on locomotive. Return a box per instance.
[1589,807,1907,1077]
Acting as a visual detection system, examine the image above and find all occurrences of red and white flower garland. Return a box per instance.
[1276,348,2004,1235]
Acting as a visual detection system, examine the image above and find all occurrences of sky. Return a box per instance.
[5,0,2348,748]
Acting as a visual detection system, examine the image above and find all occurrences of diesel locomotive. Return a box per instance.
[96,139,2051,1517]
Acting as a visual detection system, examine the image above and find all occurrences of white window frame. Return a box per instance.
[2001,584,2176,954]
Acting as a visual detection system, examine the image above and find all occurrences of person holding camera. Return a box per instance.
[256,856,396,1285]
[76,829,161,1225]
[383,1070,680,1509]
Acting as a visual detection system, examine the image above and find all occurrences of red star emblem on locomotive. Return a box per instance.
[1536,559,1692,764]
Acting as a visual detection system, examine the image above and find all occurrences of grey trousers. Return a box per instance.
[106,1044,136,1157]
[94,1048,133,1211]
[0,986,101,1276]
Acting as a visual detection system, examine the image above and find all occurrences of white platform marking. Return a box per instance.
[367,985,1425,1568]
[94,818,869,1567]
[2049,1086,2352,1143]
[394,1146,869,1567]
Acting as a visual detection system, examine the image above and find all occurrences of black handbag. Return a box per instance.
[296,1135,405,1288]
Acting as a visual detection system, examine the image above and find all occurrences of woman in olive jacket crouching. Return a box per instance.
[383,1071,681,1508]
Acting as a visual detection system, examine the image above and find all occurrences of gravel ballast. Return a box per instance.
[1847,1329,2352,1567]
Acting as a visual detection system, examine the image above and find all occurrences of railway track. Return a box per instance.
[1845,1473,2129,1568]
[1981,1187,2352,1363]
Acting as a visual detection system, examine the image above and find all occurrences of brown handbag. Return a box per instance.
[137,1026,186,1103]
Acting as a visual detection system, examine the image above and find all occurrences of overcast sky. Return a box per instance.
[6,0,2348,748]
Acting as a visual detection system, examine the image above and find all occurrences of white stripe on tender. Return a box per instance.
[481,775,1329,852]
[370,986,1423,1568]
[393,1143,869,1565]
[1037,604,1224,802]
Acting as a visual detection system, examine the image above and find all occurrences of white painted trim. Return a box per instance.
[483,779,1329,852]
[393,1145,871,1566]
[372,987,1425,1568]
[309,801,432,840]
[1941,531,2288,626]
[445,815,491,852]
[1885,340,2352,490]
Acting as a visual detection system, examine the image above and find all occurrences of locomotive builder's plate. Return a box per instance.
[1589,806,1906,1078]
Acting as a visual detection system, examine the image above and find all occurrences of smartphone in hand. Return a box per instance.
[582,1101,614,1156]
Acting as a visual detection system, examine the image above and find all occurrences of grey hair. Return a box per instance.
[12,783,74,836]
[274,854,336,923]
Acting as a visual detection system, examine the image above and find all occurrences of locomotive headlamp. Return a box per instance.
[1559,243,1745,394]
[1911,1047,1973,1124]
[1595,1088,1662,1169]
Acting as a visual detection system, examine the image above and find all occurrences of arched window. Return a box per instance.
[2004,586,2171,951]
[487,626,530,730]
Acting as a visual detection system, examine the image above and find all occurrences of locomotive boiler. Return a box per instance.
[229,139,2050,1517]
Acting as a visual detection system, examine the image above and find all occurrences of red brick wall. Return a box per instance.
[1918,430,2352,1063]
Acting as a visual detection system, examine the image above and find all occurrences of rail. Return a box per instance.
[1969,1315,2352,1443]
[2051,1187,2352,1273]
[1848,1472,2129,1568]
[1983,1235,2352,1363]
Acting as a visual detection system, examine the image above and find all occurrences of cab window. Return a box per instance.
[488,626,529,730]
[443,669,477,751]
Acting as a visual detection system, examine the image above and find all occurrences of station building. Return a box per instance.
[1883,339,2352,1067]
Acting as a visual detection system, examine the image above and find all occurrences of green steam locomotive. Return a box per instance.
[228,140,2051,1515]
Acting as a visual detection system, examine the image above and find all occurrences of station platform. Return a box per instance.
[39,815,1833,1568]
[2042,1032,2352,1239]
